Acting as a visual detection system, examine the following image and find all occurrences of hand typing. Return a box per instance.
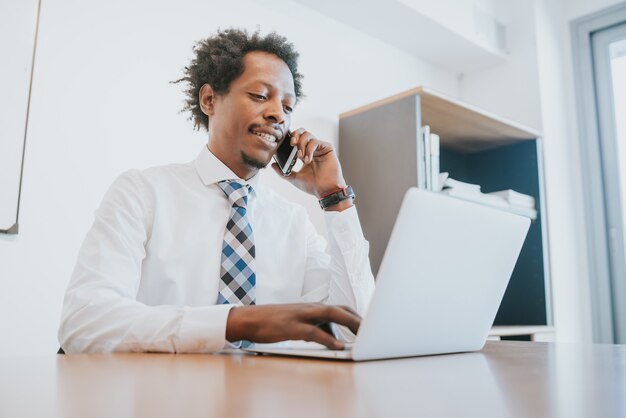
[226,303,360,350]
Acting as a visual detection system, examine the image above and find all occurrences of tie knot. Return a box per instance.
[218,180,251,208]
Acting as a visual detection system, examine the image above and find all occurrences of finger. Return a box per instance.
[308,305,361,336]
[290,128,306,146]
[337,305,361,318]
[313,140,334,157]
[296,132,314,161]
[303,139,319,164]
[297,324,345,350]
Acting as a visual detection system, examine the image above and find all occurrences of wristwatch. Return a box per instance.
[318,185,355,210]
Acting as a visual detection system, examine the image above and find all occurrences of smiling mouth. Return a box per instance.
[250,129,278,143]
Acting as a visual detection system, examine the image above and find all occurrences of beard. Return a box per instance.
[241,151,268,170]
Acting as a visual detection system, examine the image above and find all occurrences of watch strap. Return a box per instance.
[318,186,355,210]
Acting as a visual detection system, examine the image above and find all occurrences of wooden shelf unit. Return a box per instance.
[339,86,552,327]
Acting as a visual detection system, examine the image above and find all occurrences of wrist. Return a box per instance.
[315,176,347,198]
[316,187,343,199]
[225,306,252,342]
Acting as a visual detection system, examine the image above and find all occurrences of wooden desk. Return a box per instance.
[1,341,624,418]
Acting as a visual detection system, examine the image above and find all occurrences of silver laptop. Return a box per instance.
[244,188,531,361]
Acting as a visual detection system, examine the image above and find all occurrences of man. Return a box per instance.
[58,28,375,353]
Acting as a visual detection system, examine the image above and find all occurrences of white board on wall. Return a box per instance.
[0,0,40,233]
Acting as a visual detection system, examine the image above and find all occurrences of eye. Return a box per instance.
[283,105,293,114]
[249,93,267,101]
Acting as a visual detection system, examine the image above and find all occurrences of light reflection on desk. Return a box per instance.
[55,351,359,418]
[352,352,511,418]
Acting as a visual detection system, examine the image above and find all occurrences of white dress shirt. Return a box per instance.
[58,146,375,353]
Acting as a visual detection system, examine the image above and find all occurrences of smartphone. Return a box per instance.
[273,131,298,176]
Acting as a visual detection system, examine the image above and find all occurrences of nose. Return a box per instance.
[263,98,286,125]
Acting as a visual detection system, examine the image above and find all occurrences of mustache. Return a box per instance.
[248,123,285,140]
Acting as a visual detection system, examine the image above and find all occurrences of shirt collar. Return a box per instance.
[194,145,262,193]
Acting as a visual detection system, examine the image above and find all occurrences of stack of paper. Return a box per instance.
[488,190,535,208]
[487,189,537,219]
[443,177,481,193]
[440,177,537,219]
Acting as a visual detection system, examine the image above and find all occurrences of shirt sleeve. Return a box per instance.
[57,170,235,354]
[300,205,376,331]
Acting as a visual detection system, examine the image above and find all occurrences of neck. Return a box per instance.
[206,143,257,180]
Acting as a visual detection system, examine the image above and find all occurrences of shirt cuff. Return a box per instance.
[323,205,366,252]
[178,304,235,353]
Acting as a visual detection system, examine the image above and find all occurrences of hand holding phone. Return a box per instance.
[272,129,349,208]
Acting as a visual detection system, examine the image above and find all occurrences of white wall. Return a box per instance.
[459,1,543,130]
[0,0,459,356]
[398,0,503,53]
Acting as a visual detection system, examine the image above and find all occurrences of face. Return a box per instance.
[200,51,296,179]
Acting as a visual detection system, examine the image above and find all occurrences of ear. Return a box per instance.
[199,83,216,116]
